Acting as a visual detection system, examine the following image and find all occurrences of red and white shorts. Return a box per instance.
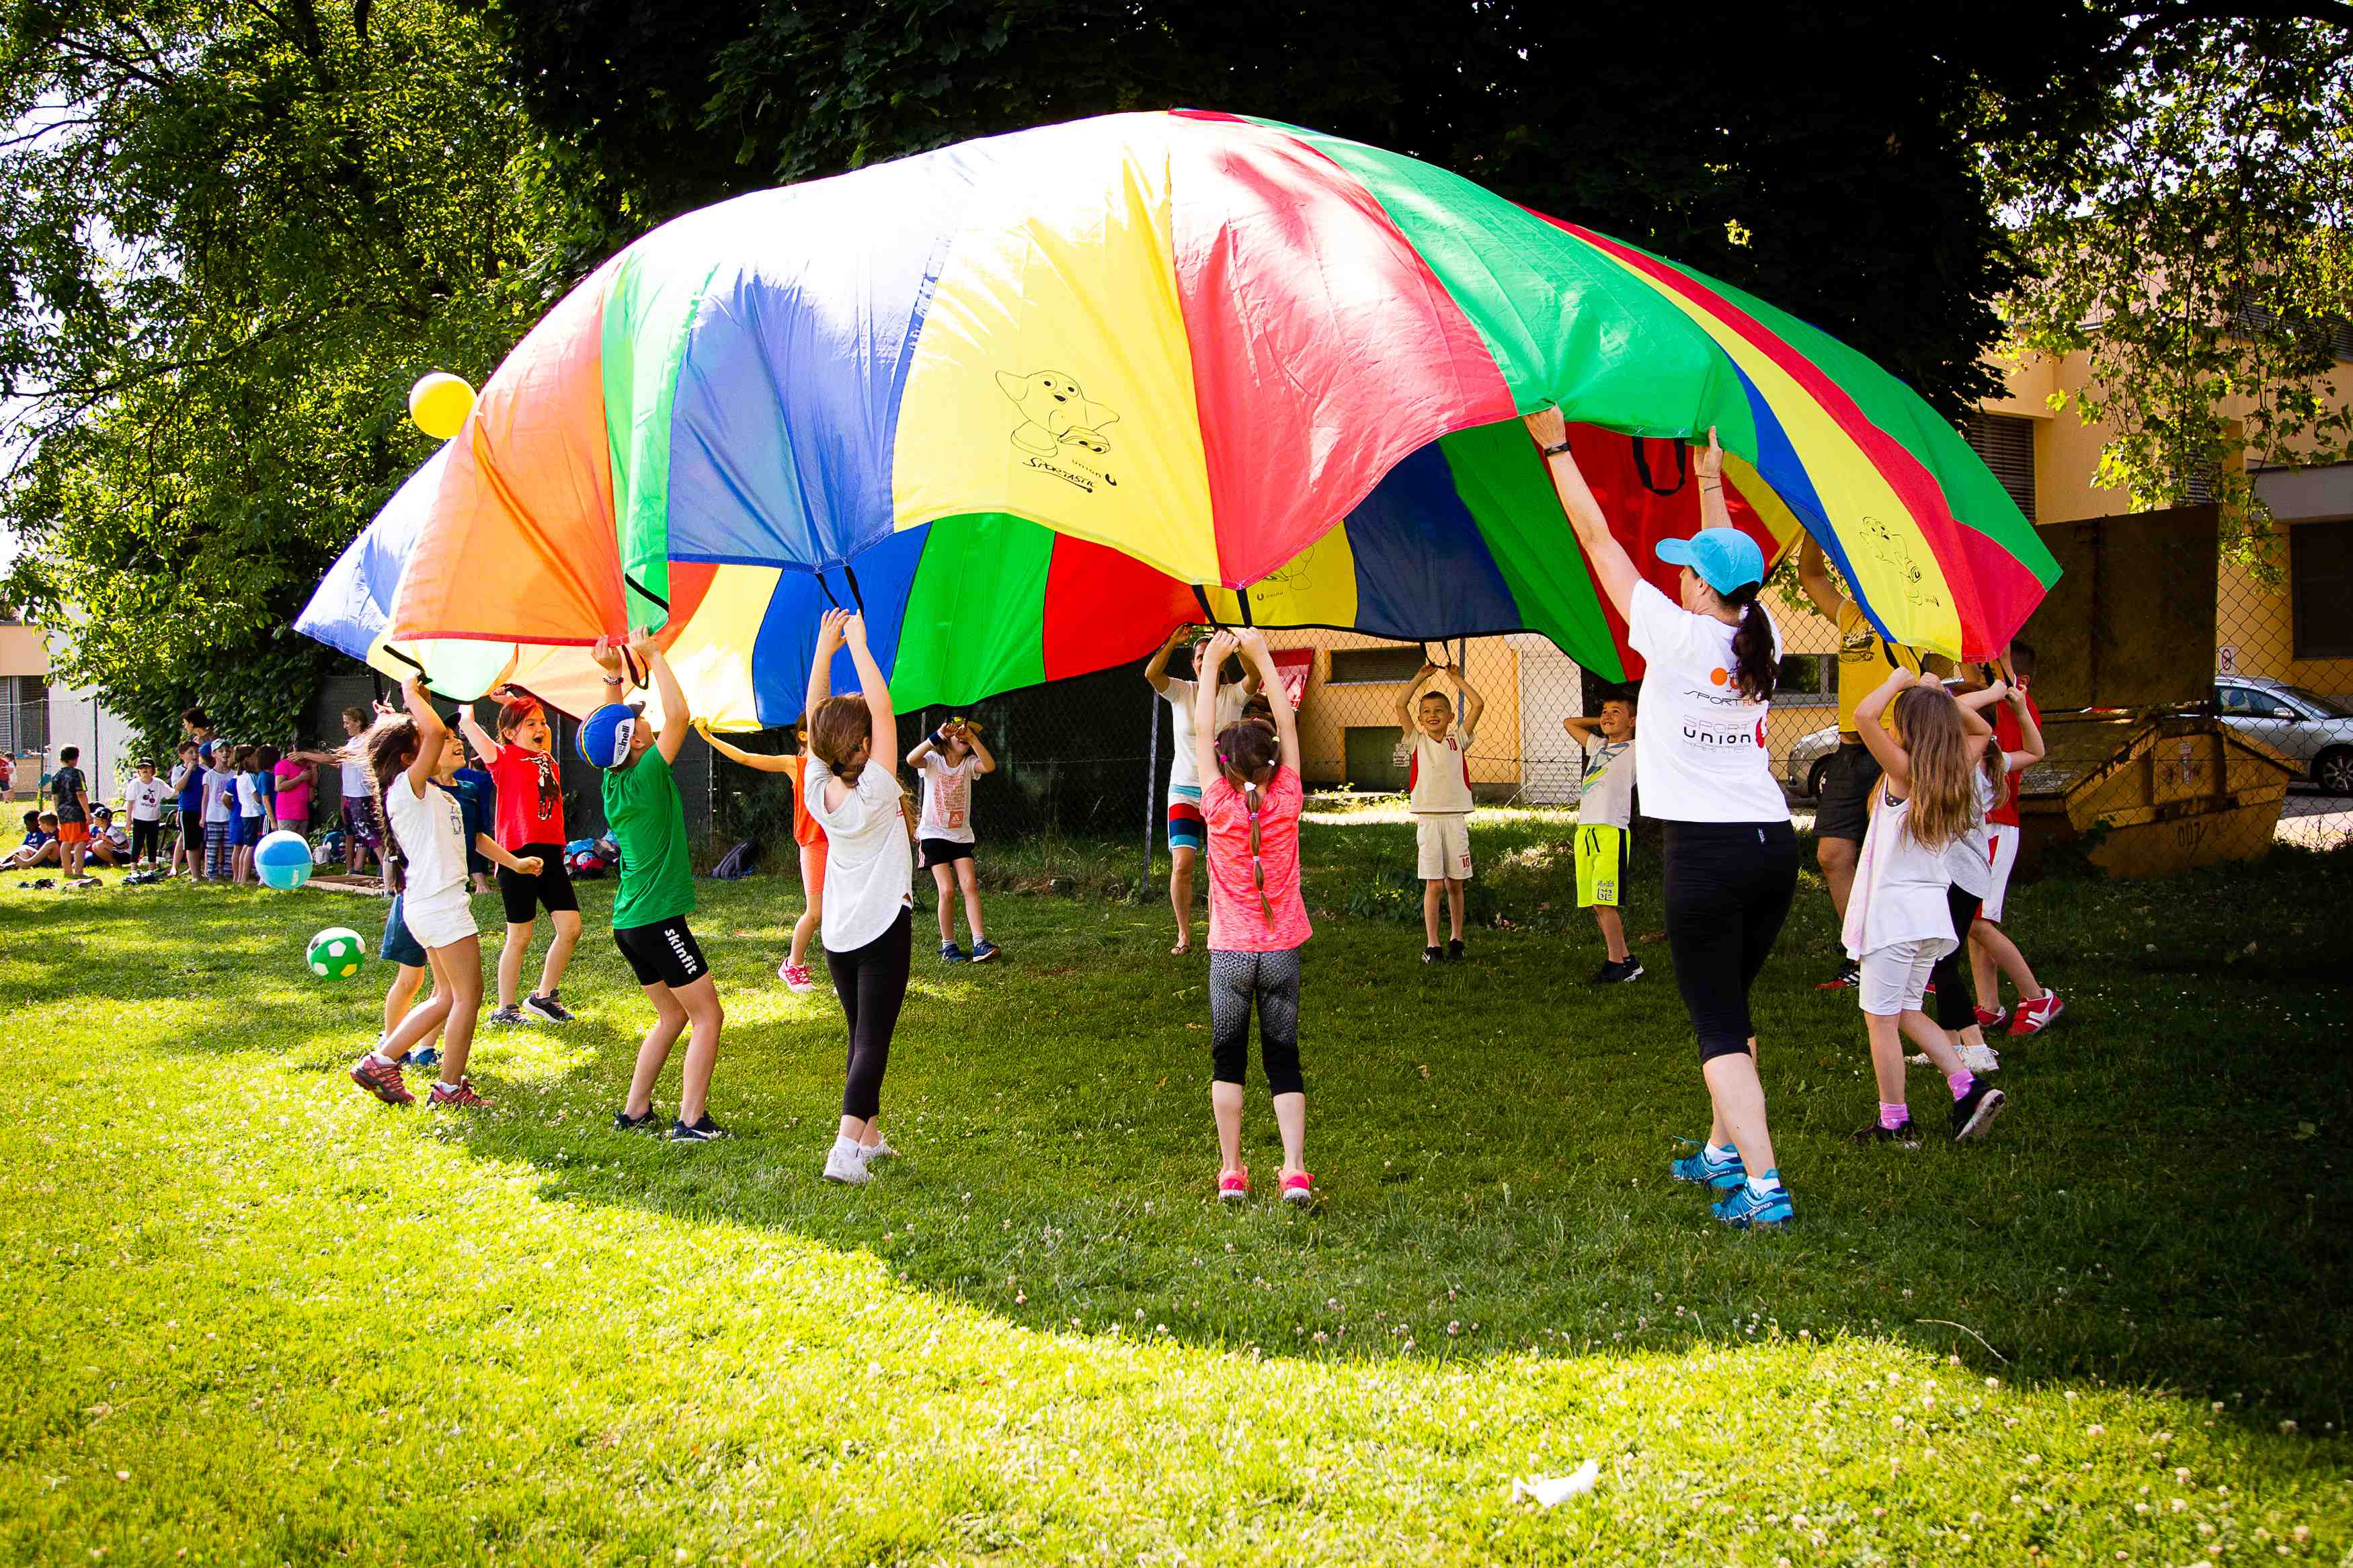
[1981,824,2021,923]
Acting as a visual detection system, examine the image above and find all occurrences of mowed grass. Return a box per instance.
[4,807,2350,1565]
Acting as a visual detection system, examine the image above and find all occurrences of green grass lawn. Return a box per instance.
[5,808,2350,1565]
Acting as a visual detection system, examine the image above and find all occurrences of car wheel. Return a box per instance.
[1807,758,1832,800]
[2317,747,2353,796]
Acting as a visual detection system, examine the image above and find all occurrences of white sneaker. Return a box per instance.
[860,1136,899,1163]
[823,1143,870,1184]
[1960,1043,2002,1075]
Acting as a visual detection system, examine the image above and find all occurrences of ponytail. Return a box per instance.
[362,718,419,896]
[1726,585,1778,703]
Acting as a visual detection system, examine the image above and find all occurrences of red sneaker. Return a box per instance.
[1217,1165,1250,1202]
[428,1076,488,1108]
[2007,992,2065,1036]
[1974,1004,2008,1031]
[1279,1171,1316,1206]
[349,1053,415,1106]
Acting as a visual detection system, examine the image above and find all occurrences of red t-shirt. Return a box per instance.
[488,743,566,848]
[1989,693,2042,826]
[786,754,825,848]
[1204,765,1312,953]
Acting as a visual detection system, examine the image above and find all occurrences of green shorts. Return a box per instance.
[1575,824,1630,909]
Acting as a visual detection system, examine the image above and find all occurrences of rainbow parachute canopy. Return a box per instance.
[300,110,2058,726]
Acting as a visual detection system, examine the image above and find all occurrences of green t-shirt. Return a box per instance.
[601,749,695,930]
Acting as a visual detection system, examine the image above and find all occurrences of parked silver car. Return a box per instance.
[1784,723,1843,800]
[2215,678,2353,794]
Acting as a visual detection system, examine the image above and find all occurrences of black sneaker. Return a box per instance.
[487,1004,528,1027]
[1850,1118,1920,1147]
[668,1115,729,1143]
[523,991,575,1024]
[1422,945,1442,964]
[1950,1082,2007,1141]
[1589,957,1645,984]
[1816,958,1862,991]
[1445,938,1465,962]
[613,1106,662,1133]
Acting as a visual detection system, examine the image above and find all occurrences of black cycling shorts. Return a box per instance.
[1814,743,1884,845]
[497,843,580,923]
[920,837,975,870]
[613,915,709,990]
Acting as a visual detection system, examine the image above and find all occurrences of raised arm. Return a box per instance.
[1236,628,1302,778]
[2003,689,2046,772]
[1525,408,1640,618]
[1448,659,1486,737]
[842,613,894,768]
[399,677,444,797]
[805,608,846,721]
[1851,667,1915,791]
[630,634,691,765]
[1397,659,1439,739]
[1693,426,1732,534]
[694,720,797,774]
[456,702,502,765]
[1193,630,1236,790]
[1797,535,1847,624]
[962,722,998,776]
[1144,624,1190,695]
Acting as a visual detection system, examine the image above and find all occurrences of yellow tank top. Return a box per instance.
[1835,598,1925,739]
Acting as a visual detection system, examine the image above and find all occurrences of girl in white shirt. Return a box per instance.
[906,718,999,963]
[803,608,916,1186]
[1145,626,1257,954]
[1846,669,2009,1145]
[1529,412,1798,1230]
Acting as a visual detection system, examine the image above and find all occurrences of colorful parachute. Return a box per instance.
[299,110,2058,725]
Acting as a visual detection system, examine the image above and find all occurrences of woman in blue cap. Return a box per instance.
[1525,412,1799,1229]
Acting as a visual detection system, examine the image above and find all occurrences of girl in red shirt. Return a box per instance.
[458,688,582,1026]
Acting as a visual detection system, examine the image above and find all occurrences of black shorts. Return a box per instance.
[497,843,580,923]
[613,915,709,990]
[920,837,975,870]
[1814,743,1883,845]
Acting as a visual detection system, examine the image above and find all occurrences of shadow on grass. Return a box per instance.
[13,835,2353,1430]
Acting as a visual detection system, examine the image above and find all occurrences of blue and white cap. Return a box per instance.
[577,702,639,769]
[1656,528,1765,595]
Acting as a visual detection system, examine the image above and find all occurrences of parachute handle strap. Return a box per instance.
[1628,436,1691,497]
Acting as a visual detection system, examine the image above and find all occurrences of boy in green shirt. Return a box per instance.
[586,633,727,1143]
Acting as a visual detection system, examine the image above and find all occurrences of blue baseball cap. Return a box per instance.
[577,702,639,769]
[1657,528,1765,595]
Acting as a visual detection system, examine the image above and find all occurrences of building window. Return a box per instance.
[1,675,48,757]
[2291,520,2353,660]
[1326,646,1428,686]
[1776,653,1835,703]
[1965,412,2038,521]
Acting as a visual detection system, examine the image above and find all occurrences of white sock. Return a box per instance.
[368,1050,397,1068]
[1707,1141,1737,1161]
[1747,1173,1779,1196]
[831,1134,863,1161]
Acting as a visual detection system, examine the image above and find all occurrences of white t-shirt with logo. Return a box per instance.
[1162,675,1248,796]
[385,774,469,904]
[1578,736,1635,829]
[1407,726,1476,814]
[125,778,169,821]
[1626,580,1788,825]
[805,757,916,952]
[918,753,979,844]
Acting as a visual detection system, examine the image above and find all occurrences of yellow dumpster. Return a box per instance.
[2019,710,2296,879]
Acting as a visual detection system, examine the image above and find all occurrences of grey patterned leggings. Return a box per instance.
[1208,946,1304,1096]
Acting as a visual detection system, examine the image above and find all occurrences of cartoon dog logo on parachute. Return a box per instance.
[996,370,1119,489]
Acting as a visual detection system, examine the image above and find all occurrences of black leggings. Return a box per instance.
[1931,883,1982,1032]
[1209,947,1304,1096]
[1661,820,1800,1061]
[130,820,163,862]
[826,905,912,1121]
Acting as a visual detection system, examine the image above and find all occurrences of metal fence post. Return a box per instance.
[1138,687,1158,899]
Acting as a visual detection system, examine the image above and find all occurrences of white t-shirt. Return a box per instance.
[1162,676,1247,795]
[806,756,916,952]
[125,778,168,821]
[1626,581,1789,825]
[918,753,979,843]
[1407,727,1476,814]
[340,757,370,798]
[1947,769,1997,901]
[235,773,264,817]
[202,768,236,824]
[1844,784,1958,960]
[1577,736,1635,829]
[385,774,468,904]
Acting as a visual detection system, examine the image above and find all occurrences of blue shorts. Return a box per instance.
[381,895,428,968]
[1167,784,1205,852]
[234,813,264,848]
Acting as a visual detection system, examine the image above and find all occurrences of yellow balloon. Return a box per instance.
[407,371,477,441]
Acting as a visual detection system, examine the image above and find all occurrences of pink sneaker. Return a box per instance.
[1279,1171,1316,1206]
[2007,992,2065,1036]
[1217,1165,1250,1202]
[349,1053,415,1106]
[778,961,816,995]
[428,1076,487,1108]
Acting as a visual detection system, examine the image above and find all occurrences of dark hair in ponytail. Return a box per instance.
[1724,584,1778,702]
[362,718,420,895]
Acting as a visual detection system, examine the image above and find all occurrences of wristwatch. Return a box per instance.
[1539,438,1574,457]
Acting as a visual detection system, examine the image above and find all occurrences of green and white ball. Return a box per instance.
[307,926,367,981]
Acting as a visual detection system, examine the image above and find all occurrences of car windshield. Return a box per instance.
[2278,685,2353,718]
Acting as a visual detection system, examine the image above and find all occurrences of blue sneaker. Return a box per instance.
[409,1046,442,1071]
[969,939,1000,964]
[939,941,968,964]
[1669,1137,1746,1192]
[1712,1172,1794,1230]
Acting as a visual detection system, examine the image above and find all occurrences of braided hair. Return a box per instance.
[360,718,421,895]
[1214,716,1281,925]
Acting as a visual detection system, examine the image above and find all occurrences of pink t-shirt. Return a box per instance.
[1203,766,1312,953]
[272,759,314,821]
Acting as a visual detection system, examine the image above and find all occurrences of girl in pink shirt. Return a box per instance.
[1192,627,1314,1206]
